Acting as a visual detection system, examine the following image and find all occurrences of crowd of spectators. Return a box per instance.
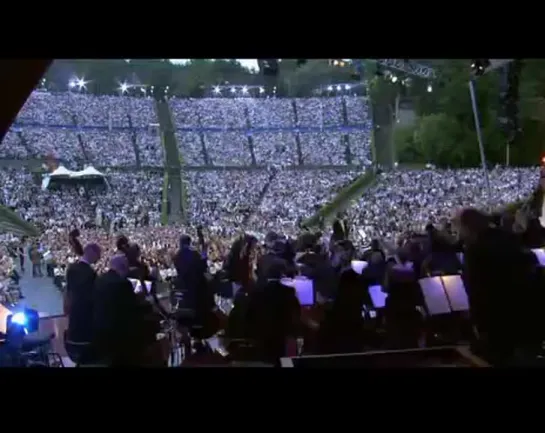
[248,170,357,236]
[346,167,538,244]
[170,96,373,167]
[10,91,161,167]
[0,167,162,273]
[5,92,374,169]
[0,130,28,159]
[0,237,21,306]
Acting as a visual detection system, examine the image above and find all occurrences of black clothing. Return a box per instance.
[93,270,156,365]
[297,251,336,299]
[66,261,96,343]
[173,246,207,310]
[463,227,540,364]
[246,281,301,364]
[256,253,291,287]
[317,270,367,354]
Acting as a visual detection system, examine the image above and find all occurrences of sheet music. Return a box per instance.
[351,260,368,275]
[292,277,314,306]
[531,249,545,266]
[419,277,451,315]
[441,275,469,312]
[368,285,388,309]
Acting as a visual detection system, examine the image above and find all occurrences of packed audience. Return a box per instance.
[6,92,374,169]
[4,91,544,368]
[248,170,357,236]
[347,167,538,244]
[0,236,21,306]
[10,91,160,167]
[0,130,28,159]
[170,96,372,167]
[1,165,541,284]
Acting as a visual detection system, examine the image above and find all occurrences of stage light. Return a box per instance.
[391,75,398,83]
[336,85,342,91]
[230,87,236,93]
[68,80,76,89]
[427,84,433,92]
[11,312,27,327]
[6,308,39,336]
[76,78,86,89]
[259,87,265,94]
[241,86,248,94]
[344,85,351,90]
[119,82,129,93]
[213,86,221,94]
[327,85,333,91]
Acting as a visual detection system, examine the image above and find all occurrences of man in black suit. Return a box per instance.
[65,243,101,345]
[456,208,541,365]
[93,254,157,366]
[173,235,209,326]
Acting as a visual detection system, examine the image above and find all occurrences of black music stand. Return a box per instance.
[418,275,469,316]
[418,275,471,345]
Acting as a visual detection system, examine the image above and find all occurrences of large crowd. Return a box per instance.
[0,91,538,276]
[171,96,372,167]
[5,92,163,168]
[5,92,374,169]
[0,161,540,289]
[346,167,538,244]
[0,82,543,368]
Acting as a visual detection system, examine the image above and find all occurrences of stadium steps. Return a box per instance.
[70,114,91,163]
[303,169,377,228]
[242,169,278,226]
[127,114,141,168]
[155,99,185,222]
[343,134,353,165]
[198,132,210,165]
[75,133,91,163]
[247,135,257,165]
[295,134,303,165]
[242,105,256,165]
[290,100,304,165]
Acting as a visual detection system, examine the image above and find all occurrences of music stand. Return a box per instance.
[368,285,388,309]
[419,276,471,345]
[282,277,315,307]
[531,249,545,266]
[418,275,469,316]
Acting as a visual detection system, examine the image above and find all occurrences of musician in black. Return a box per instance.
[516,171,545,248]
[456,208,541,365]
[64,242,101,363]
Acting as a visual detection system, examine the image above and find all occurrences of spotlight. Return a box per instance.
[471,59,491,76]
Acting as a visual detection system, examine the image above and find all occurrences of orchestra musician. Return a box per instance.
[514,167,545,248]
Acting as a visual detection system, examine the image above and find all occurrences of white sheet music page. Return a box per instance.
[419,277,451,315]
[441,275,469,312]
[531,249,545,266]
[368,285,388,309]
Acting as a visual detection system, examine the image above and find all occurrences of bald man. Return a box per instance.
[93,254,156,366]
